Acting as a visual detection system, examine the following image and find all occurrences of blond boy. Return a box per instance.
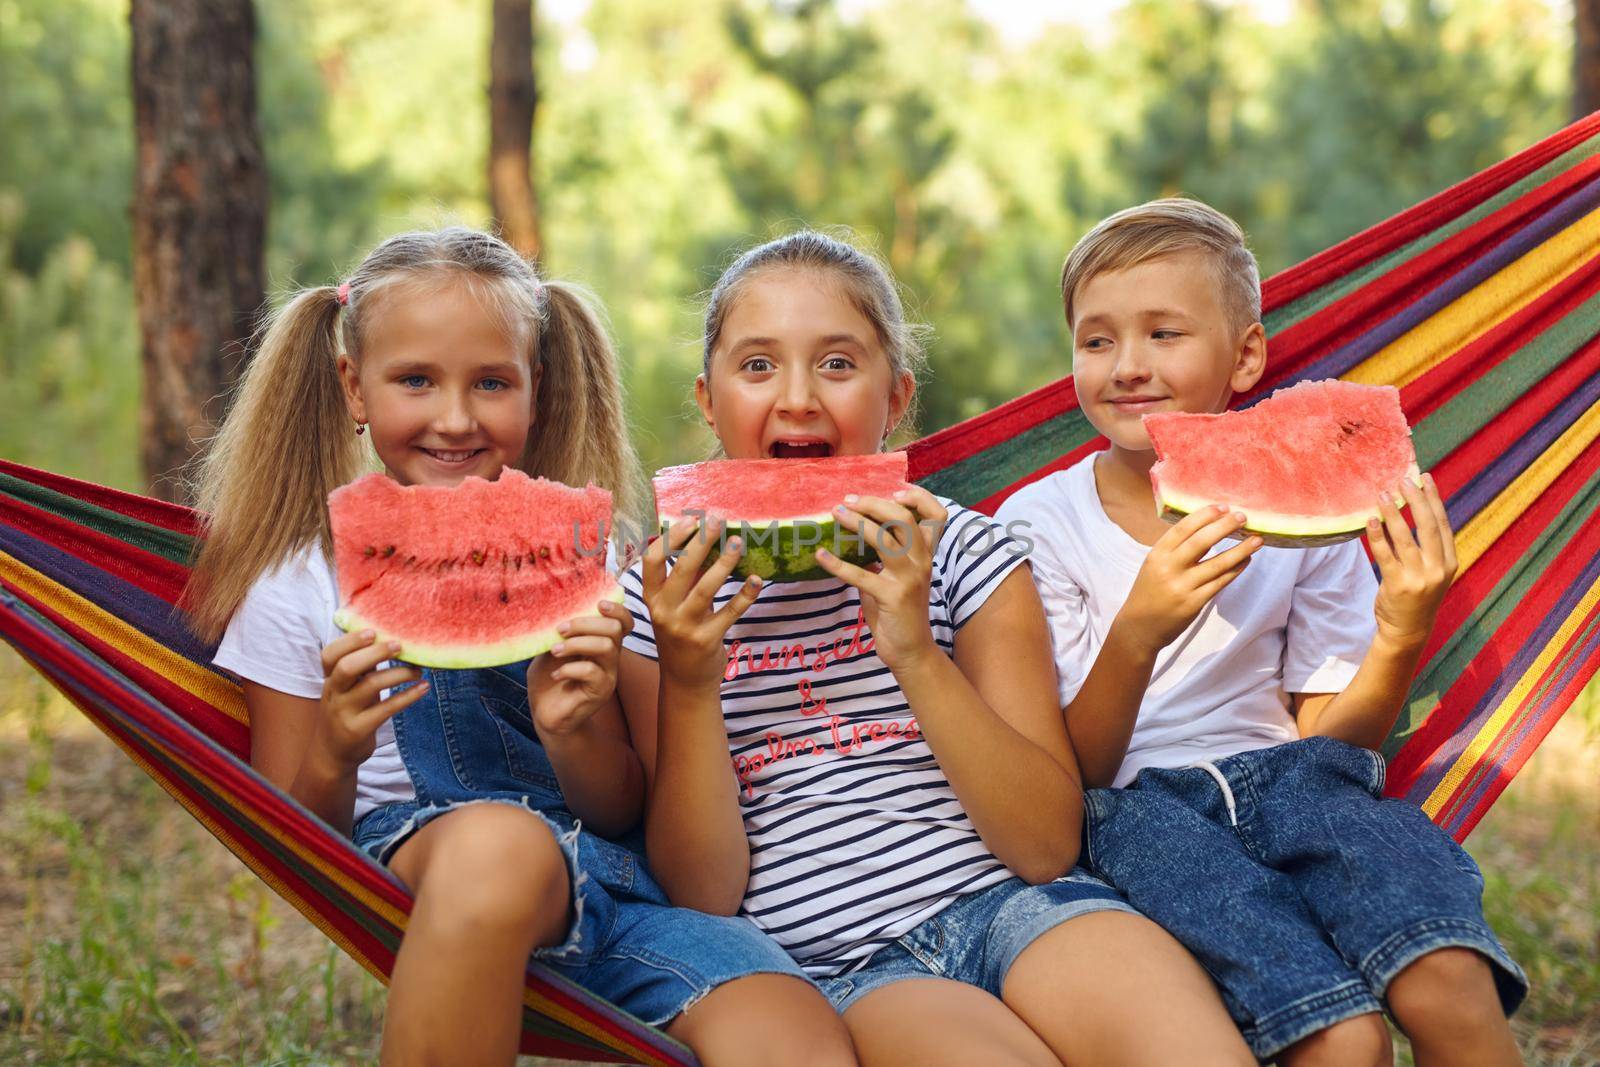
[997,199,1525,1066]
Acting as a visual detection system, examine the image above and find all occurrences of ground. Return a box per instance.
[0,652,1595,1065]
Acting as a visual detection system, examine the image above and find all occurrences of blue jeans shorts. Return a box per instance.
[814,869,1139,1013]
[354,796,811,1027]
[1083,736,1527,1059]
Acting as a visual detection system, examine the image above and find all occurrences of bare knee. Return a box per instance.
[1279,1013,1392,1067]
[669,974,856,1067]
[1386,947,1500,1034]
[404,805,571,943]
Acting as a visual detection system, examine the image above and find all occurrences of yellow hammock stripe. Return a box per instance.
[1450,397,1600,576]
[1346,206,1600,389]
[1423,572,1600,818]
[0,550,248,724]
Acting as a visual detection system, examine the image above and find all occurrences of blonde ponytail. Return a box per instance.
[527,280,645,531]
[184,227,645,643]
[186,286,363,643]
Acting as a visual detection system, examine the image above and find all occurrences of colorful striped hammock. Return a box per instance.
[2,111,1598,1064]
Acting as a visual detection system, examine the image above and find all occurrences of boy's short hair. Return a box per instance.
[1060,198,1262,334]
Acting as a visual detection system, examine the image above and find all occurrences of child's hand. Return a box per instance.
[816,487,945,673]
[528,600,634,736]
[643,516,762,689]
[1117,506,1263,652]
[1368,473,1457,648]
[317,631,429,770]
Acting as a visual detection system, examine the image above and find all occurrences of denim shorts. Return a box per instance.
[354,796,811,1027]
[1083,736,1527,1059]
[814,869,1138,1013]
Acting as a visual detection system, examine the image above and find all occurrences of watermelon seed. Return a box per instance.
[539,546,550,559]
[471,550,486,566]
[363,545,377,558]
[499,589,509,604]
[382,545,396,557]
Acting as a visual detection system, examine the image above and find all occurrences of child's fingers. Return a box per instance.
[844,495,919,549]
[891,484,948,530]
[1421,474,1459,574]
[346,665,427,712]
[686,535,745,616]
[1395,477,1441,569]
[354,678,432,733]
[1195,558,1251,602]
[1175,509,1249,567]
[551,660,606,688]
[1376,491,1422,569]
[814,546,888,598]
[1155,505,1229,554]
[712,574,764,629]
[321,629,378,677]
[664,518,724,597]
[836,505,916,567]
[327,639,403,693]
[1191,536,1262,585]
[1366,517,1398,575]
[548,635,618,661]
[642,531,670,595]
[557,614,626,642]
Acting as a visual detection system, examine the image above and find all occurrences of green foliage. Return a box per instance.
[0,0,1574,484]
[0,193,140,489]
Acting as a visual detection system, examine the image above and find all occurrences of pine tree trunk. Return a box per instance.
[490,0,542,261]
[131,0,267,502]
[1578,0,1600,119]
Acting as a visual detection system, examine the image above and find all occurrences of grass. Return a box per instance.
[1,647,1597,1065]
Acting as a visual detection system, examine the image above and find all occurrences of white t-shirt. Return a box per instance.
[995,454,1377,788]
[212,545,415,822]
[620,500,1026,977]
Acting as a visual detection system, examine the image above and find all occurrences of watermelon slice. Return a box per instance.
[1144,380,1421,547]
[652,452,911,582]
[328,470,621,667]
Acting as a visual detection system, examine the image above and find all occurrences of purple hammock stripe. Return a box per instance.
[1404,523,1600,803]
[1443,363,1600,530]
[1443,605,1600,826]
[1246,172,1600,400]
[0,521,218,667]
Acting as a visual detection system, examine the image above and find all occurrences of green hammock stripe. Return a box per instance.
[1384,462,1600,755]
[1411,291,1600,468]
[0,468,195,566]
[918,406,1099,505]
[1264,132,1600,334]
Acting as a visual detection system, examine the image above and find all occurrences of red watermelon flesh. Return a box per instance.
[1144,380,1421,547]
[652,452,911,582]
[328,469,620,667]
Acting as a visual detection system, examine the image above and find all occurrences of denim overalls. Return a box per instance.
[351,661,807,1025]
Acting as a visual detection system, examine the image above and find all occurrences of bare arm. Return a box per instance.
[908,568,1081,882]
[530,601,645,837]
[1063,507,1260,788]
[1295,476,1456,749]
[617,521,762,916]
[245,631,428,838]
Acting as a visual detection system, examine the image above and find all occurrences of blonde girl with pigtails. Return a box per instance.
[187,228,856,1067]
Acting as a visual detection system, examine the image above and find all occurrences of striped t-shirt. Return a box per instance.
[620,499,1027,977]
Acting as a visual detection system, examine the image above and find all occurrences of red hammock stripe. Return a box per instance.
[0,492,188,603]
[1263,111,1600,308]
[0,458,201,537]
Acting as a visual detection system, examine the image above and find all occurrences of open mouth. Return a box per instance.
[768,440,834,459]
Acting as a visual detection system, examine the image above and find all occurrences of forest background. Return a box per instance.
[1,0,1597,1063]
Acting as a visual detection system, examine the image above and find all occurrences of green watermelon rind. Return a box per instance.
[333,583,626,669]
[1156,464,1423,548]
[659,513,881,583]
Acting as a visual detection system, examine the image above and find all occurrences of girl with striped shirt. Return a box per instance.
[617,232,1255,1066]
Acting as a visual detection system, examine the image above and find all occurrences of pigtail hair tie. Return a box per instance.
[336,282,351,307]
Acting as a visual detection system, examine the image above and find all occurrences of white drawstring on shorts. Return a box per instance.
[1189,760,1240,827]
